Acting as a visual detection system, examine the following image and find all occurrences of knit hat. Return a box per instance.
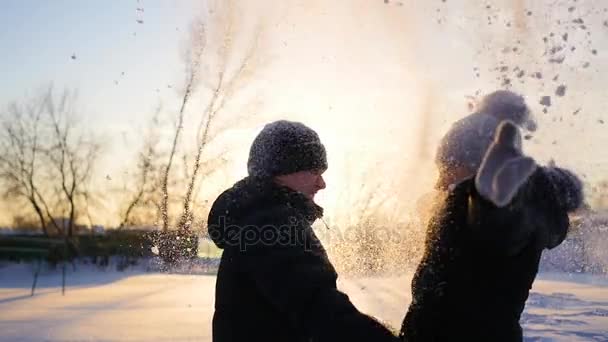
[247,120,328,178]
[478,90,537,131]
[435,90,535,175]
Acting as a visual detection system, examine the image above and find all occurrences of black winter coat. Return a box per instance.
[400,167,581,342]
[207,176,398,342]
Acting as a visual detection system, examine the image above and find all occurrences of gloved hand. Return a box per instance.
[475,120,538,207]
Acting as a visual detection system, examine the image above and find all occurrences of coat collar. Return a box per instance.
[249,176,324,222]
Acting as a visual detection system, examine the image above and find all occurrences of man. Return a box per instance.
[400,91,583,341]
[207,120,398,342]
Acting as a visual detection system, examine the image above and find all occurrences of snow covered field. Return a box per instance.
[0,263,607,341]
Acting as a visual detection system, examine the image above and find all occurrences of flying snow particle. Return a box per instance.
[540,96,552,107]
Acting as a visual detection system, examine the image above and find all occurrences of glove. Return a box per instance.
[475,120,538,207]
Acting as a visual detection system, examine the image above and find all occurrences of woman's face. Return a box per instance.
[435,165,474,191]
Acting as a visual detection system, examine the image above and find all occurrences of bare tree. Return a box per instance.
[118,107,164,228]
[42,87,100,237]
[0,87,101,237]
[119,141,158,228]
[179,11,262,232]
[159,62,198,232]
[45,89,98,237]
[0,91,62,236]
[154,0,265,233]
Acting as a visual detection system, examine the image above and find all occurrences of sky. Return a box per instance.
[0,0,207,163]
[0,0,204,225]
[1,0,608,227]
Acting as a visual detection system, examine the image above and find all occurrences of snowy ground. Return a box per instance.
[1,263,607,341]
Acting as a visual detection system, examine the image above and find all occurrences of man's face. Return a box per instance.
[275,169,327,200]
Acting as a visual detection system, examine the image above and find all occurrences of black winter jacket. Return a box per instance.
[400,167,582,342]
[208,176,398,342]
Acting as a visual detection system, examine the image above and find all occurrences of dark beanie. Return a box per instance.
[247,120,328,178]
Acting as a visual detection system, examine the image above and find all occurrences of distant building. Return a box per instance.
[0,227,16,235]
[121,225,160,231]
[91,225,105,235]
